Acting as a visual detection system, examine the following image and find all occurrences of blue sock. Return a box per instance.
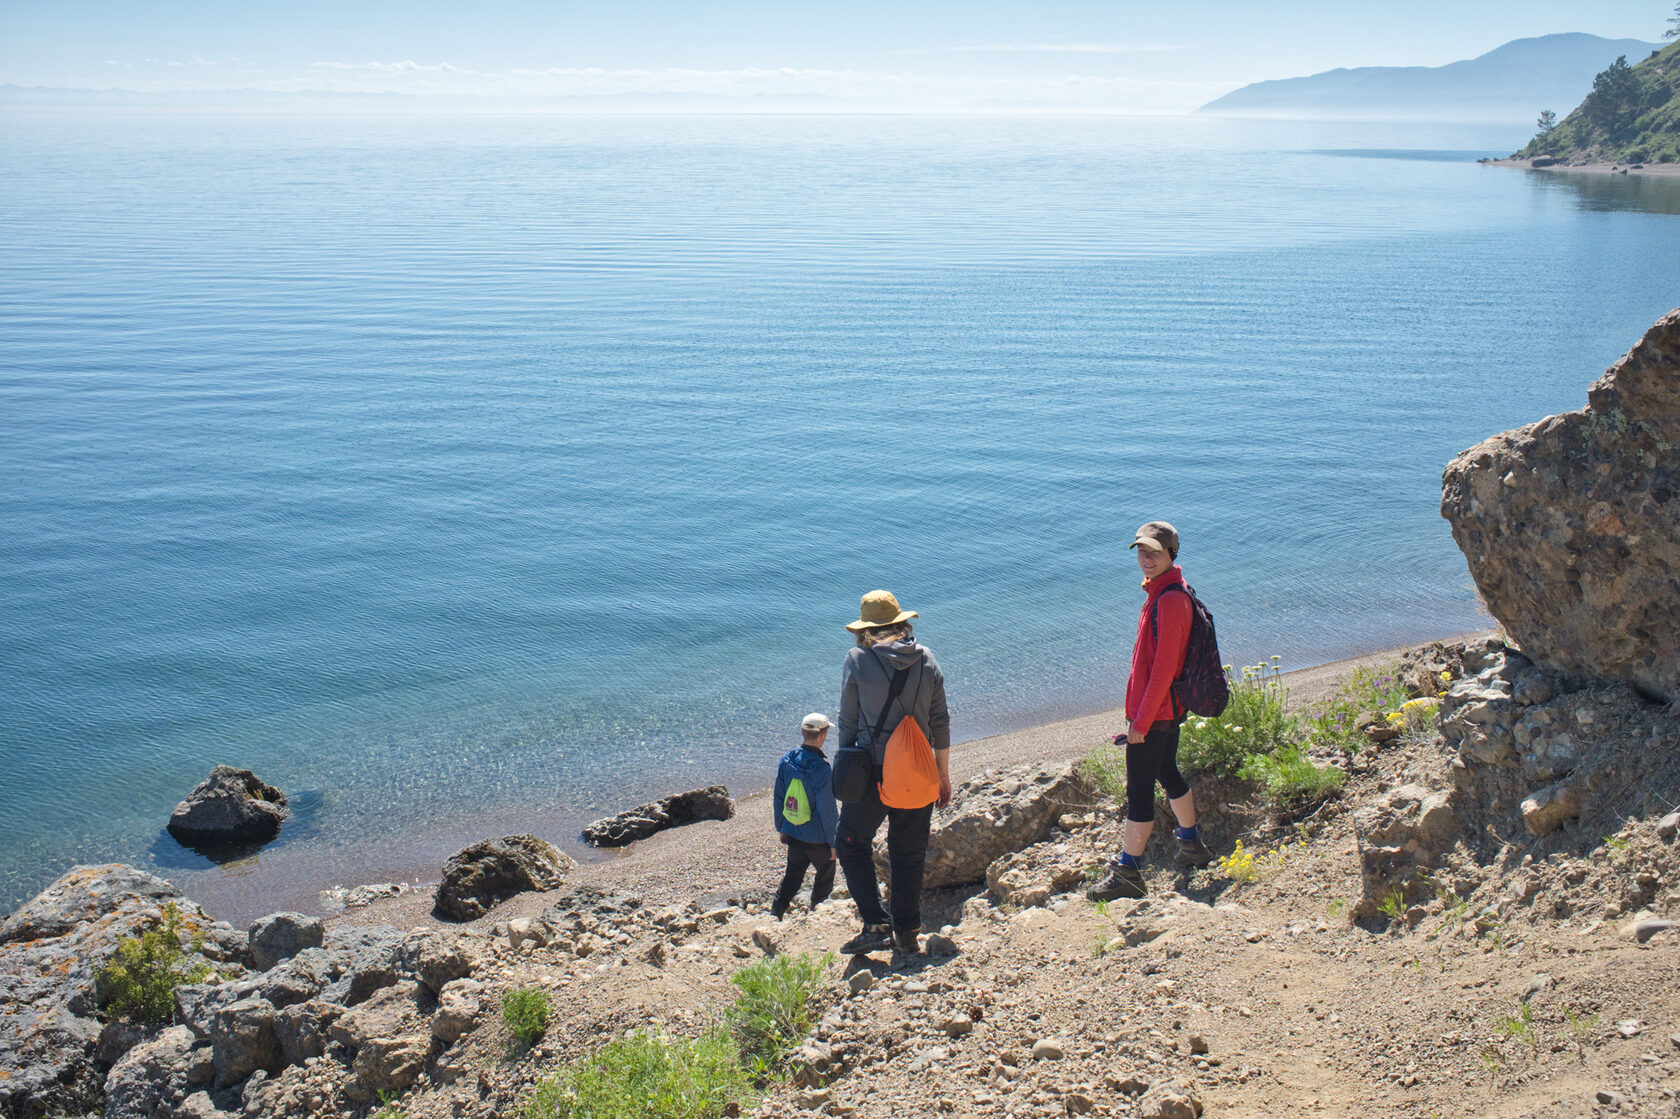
[1118,851,1140,869]
[1176,825,1199,842]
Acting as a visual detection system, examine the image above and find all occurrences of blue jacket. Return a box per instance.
[773,744,838,847]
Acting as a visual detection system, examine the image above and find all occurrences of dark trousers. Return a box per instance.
[772,838,835,917]
[835,773,933,933]
[1125,720,1191,824]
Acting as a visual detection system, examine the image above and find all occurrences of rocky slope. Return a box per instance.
[4,644,1676,1119]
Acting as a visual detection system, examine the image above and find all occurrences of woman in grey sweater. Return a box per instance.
[834,589,951,956]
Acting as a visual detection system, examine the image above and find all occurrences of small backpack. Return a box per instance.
[781,776,812,826]
[1151,583,1231,718]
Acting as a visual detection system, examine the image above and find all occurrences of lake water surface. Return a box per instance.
[3,112,1678,920]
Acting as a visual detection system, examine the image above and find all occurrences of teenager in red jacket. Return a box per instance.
[1088,521,1215,902]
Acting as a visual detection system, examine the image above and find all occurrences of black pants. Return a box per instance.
[835,771,933,933]
[1126,720,1191,824]
[772,838,835,917]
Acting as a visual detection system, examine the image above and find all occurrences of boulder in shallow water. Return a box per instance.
[433,835,573,920]
[1441,307,1680,704]
[581,786,735,847]
[167,765,290,847]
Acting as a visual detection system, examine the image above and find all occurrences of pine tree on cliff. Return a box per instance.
[1667,3,1680,39]
[1585,56,1639,135]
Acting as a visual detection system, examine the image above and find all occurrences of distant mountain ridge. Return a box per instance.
[1200,33,1660,122]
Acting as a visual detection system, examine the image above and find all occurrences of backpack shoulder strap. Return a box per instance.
[1148,582,1191,642]
[867,648,912,744]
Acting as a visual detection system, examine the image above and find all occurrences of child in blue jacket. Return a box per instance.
[771,713,840,919]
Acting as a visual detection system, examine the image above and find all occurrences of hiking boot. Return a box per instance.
[893,927,922,956]
[1174,835,1216,869]
[1086,862,1147,902]
[840,923,894,955]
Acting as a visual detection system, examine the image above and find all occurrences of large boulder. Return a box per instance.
[103,1024,216,1119]
[166,766,290,847]
[581,786,736,847]
[433,835,574,920]
[878,762,1096,890]
[1441,307,1680,704]
[0,865,238,1119]
[329,980,433,1097]
[246,912,324,971]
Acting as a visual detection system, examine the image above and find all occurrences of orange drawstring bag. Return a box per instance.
[879,714,940,809]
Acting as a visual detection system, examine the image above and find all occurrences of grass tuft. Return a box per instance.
[727,952,832,1074]
[503,988,552,1052]
[1238,743,1343,805]
[1077,741,1127,800]
[523,1027,756,1119]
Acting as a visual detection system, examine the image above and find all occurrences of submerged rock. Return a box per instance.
[581,786,735,847]
[166,765,290,847]
[433,835,574,920]
[1441,307,1680,704]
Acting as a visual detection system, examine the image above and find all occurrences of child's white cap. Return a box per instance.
[801,712,832,732]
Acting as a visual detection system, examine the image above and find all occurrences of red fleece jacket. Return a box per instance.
[1125,566,1191,737]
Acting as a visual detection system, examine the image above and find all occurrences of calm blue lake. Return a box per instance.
[3,112,1678,921]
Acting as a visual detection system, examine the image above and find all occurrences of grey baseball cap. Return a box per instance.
[1128,521,1179,558]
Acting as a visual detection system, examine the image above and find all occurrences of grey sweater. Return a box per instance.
[837,640,951,763]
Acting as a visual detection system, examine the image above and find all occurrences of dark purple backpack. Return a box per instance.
[1150,583,1231,719]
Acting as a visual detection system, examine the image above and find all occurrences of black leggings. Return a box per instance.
[1126,721,1190,823]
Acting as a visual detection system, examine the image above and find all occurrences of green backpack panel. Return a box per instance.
[781,777,812,826]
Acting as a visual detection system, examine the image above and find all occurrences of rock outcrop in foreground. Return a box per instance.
[1441,307,1680,705]
[0,865,246,1119]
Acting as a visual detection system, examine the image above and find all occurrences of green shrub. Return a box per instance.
[503,988,552,1051]
[523,1028,755,1119]
[1237,744,1343,806]
[1077,740,1127,799]
[96,902,213,1024]
[1179,660,1296,778]
[1303,662,1412,755]
[726,952,832,1073]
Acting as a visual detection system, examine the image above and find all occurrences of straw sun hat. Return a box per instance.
[844,589,919,632]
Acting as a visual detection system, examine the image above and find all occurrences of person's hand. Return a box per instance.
[1127,726,1146,745]
[937,773,953,809]
[779,833,790,845]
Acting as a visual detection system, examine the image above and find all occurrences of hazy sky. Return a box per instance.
[2,1,1668,112]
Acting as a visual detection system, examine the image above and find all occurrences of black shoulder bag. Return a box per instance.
[832,659,911,804]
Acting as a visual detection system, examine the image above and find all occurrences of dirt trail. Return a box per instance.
[335,631,1680,1118]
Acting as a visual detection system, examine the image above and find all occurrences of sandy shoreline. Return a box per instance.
[333,629,1493,935]
[1483,156,1680,177]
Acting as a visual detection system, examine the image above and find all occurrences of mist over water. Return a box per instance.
[3,112,1678,921]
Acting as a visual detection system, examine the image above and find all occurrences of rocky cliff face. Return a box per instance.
[1441,307,1680,704]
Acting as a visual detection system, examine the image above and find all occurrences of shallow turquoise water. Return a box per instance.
[2,112,1678,920]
